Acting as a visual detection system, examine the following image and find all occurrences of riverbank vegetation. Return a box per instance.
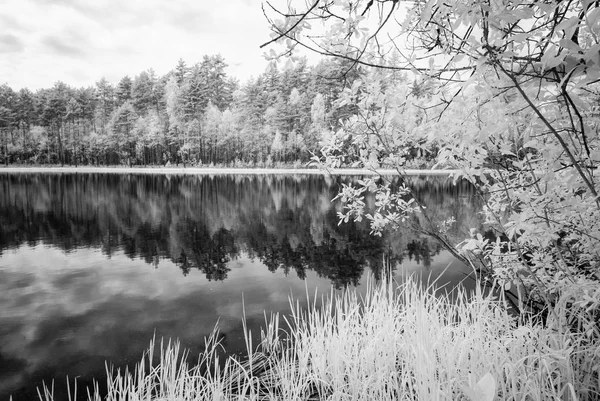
[38,278,599,400]
[260,0,600,322]
[257,0,600,398]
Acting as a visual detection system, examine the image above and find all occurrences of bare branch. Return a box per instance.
[260,0,321,49]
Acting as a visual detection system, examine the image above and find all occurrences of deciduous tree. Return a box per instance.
[262,0,600,320]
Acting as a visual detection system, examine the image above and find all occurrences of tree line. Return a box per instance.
[0,55,374,167]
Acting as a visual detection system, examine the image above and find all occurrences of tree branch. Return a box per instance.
[260,0,321,49]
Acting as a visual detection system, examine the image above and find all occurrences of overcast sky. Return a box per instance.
[0,0,276,90]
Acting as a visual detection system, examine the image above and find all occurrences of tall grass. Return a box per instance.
[38,277,599,400]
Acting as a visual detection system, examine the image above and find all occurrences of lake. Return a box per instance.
[0,172,482,400]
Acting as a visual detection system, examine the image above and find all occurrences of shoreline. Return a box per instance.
[0,166,460,176]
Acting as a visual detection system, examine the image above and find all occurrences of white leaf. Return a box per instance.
[585,44,600,65]
[559,38,582,52]
[462,372,497,401]
[555,16,580,32]
[474,373,496,401]
[453,53,466,64]
[587,7,600,27]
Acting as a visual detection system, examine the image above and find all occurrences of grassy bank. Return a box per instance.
[37,278,599,400]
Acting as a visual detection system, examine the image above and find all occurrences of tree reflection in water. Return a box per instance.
[0,173,483,288]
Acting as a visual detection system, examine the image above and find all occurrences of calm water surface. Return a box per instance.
[0,173,483,400]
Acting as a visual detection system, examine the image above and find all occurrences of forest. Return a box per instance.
[0,55,412,167]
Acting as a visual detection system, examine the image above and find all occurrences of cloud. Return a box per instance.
[67,68,93,85]
[0,34,24,53]
[165,7,218,33]
[0,0,272,90]
[41,35,86,57]
[29,0,106,22]
[34,0,209,32]
[0,15,26,32]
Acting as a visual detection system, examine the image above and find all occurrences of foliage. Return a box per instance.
[263,0,600,320]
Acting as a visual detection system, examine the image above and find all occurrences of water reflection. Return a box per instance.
[0,173,482,400]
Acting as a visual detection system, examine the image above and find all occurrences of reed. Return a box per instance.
[38,277,599,400]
